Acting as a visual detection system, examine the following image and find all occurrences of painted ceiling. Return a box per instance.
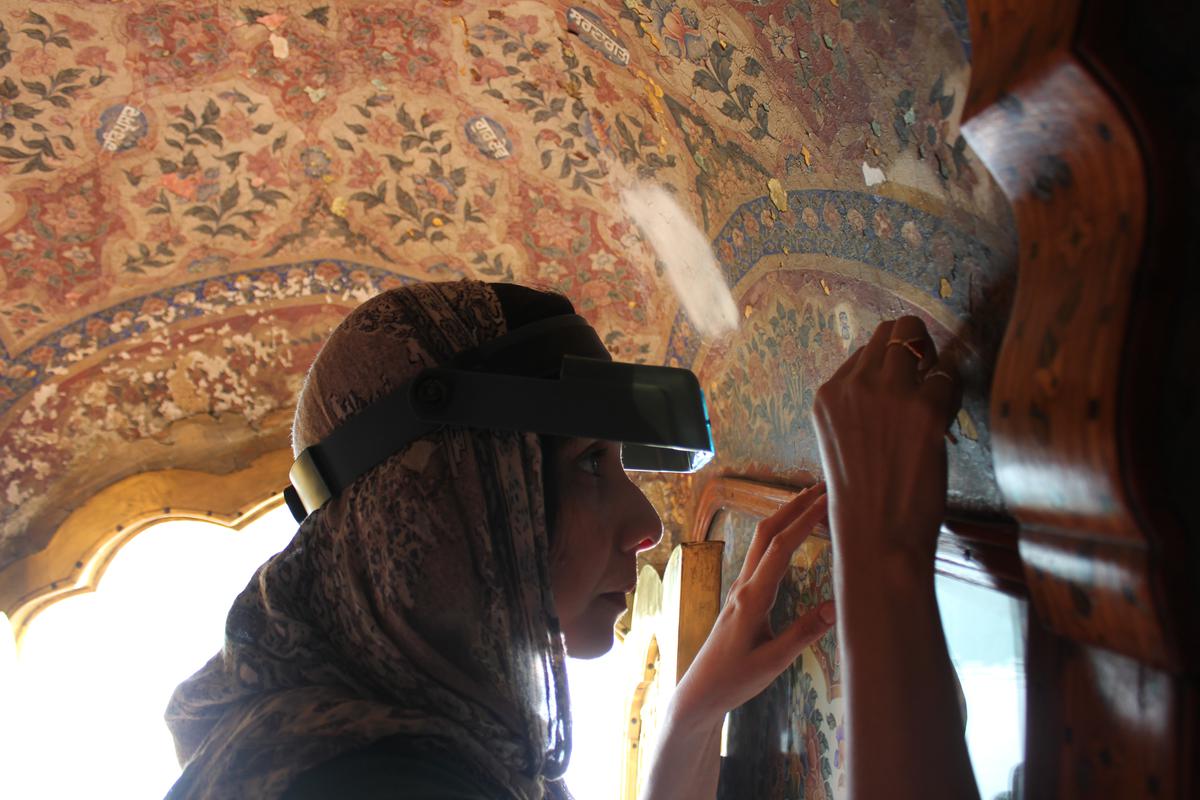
[0,0,1015,574]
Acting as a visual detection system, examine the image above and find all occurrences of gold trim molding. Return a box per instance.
[0,448,293,644]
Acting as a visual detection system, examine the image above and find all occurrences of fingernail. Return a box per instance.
[818,601,837,625]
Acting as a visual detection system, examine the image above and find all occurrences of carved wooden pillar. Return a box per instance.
[616,541,723,800]
[959,1,1196,796]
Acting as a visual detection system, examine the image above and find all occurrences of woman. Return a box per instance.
[165,279,974,799]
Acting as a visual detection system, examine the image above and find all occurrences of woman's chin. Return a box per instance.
[562,612,617,659]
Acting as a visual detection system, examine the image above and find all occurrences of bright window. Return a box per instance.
[935,575,1027,800]
[0,503,625,800]
[2,504,297,799]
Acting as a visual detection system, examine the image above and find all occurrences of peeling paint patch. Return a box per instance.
[956,409,979,440]
[862,162,885,186]
[767,178,788,211]
[269,33,289,59]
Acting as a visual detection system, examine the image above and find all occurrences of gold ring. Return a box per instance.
[887,337,925,361]
[924,369,955,383]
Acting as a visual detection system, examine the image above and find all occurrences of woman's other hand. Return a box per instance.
[811,315,978,800]
[812,315,962,575]
[669,482,835,727]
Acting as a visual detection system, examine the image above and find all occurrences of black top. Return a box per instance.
[282,736,517,800]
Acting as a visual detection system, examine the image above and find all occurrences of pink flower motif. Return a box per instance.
[345,149,382,189]
[472,57,507,83]
[218,109,255,143]
[508,15,539,35]
[40,196,96,237]
[17,47,59,77]
[529,62,559,91]
[314,261,342,283]
[592,70,622,105]
[412,174,456,209]
[76,46,118,72]
[366,114,404,146]
[458,228,494,252]
[53,13,98,42]
[530,205,578,252]
[140,297,168,316]
[660,9,693,53]
[28,346,55,366]
[246,146,289,188]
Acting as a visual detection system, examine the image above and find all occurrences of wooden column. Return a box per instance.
[959,1,1196,796]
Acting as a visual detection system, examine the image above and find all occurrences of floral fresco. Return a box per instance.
[0,0,1012,636]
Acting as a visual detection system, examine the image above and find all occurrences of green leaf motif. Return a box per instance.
[692,69,723,94]
[219,182,239,213]
[735,83,755,112]
[184,206,219,221]
[719,99,745,121]
[393,185,420,220]
[202,98,220,125]
[197,127,223,146]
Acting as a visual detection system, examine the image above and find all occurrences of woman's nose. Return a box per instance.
[623,481,663,554]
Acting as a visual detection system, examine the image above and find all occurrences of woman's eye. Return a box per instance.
[578,449,605,476]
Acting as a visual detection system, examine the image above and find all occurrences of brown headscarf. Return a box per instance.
[165,280,573,800]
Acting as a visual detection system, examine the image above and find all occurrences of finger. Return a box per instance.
[851,318,896,375]
[881,315,936,386]
[733,483,826,592]
[747,493,829,609]
[918,357,963,430]
[755,603,835,675]
[826,344,864,384]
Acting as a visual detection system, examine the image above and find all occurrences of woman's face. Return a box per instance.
[548,437,663,659]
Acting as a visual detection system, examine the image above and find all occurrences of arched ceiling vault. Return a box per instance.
[0,0,1015,614]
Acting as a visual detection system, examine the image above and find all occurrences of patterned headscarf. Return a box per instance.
[165,280,573,800]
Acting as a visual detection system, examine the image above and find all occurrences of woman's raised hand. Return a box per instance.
[812,315,963,570]
[669,482,835,726]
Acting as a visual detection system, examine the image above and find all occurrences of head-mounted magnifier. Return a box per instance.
[283,314,714,522]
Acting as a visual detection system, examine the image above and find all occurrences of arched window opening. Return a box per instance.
[2,503,297,799]
[0,500,629,800]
